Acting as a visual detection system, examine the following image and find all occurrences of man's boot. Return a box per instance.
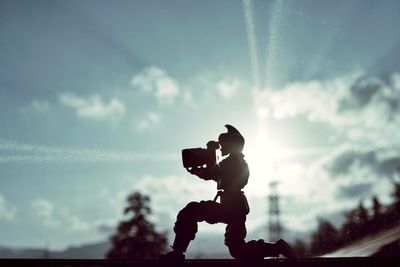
[159,235,190,261]
[159,249,185,261]
[276,239,298,260]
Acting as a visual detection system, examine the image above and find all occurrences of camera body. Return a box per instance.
[182,141,219,171]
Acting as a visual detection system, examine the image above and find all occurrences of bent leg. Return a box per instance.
[224,216,253,259]
[172,201,227,253]
[225,217,283,259]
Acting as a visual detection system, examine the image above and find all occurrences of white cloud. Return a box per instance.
[131,66,180,106]
[31,198,90,231]
[31,198,57,226]
[253,75,357,124]
[59,93,125,120]
[136,112,160,131]
[182,88,193,105]
[31,100,51,113]
[19,99,51,115]
[216,79,239,99]
[0,194,17,221]
[258,79,400,232]
[391,72,400,90]
[254,72,400,146]
[269,156,356,232]
[60,208,91,231]
[325,144,400,203]
[275,140,400,232]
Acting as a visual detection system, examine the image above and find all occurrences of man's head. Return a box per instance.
[218,124,244,156]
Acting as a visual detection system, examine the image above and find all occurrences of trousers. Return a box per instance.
[172,199,278,259]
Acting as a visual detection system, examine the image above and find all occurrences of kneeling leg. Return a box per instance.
[172,201,226,253]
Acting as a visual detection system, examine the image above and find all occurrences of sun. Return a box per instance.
[243,123,287,197]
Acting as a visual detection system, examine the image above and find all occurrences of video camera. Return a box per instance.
[181,141,220,171]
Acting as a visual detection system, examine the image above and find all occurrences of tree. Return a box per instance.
[292,239,309,257]
[308,181,400,256]
[392,181,400,221]
[372,196,382,220]
[369,196,384,232]
[310,219,339,255]
[393,181,400,205]
[356,201,368,225]
[106,192,168,259]
[340,208,358,243]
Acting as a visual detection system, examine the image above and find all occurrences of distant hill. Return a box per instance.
[0,239,227,260]
[0,241,111,259]
[0,234,230,259]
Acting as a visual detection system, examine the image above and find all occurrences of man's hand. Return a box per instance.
[187,167,212,180]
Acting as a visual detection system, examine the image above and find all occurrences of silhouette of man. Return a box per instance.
[161,125,297,260]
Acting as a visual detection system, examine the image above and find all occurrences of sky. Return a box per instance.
[1,0,400,251]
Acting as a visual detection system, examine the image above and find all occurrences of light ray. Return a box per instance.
[243,0,261,90]
[264,0,284,89]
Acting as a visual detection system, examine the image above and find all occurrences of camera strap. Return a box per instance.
[213,190,223,202]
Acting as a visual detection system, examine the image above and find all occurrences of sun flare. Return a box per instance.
[244,122,288,197]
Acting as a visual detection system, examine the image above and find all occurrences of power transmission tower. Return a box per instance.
[268,180,281,242]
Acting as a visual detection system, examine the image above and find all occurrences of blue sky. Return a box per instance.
[1,0,400,251]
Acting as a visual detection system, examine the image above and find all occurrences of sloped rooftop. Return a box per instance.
[323,224,400,257]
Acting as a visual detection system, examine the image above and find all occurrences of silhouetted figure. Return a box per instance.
[161,125,297,260]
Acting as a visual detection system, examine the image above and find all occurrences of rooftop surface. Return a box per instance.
[1,258,400,267]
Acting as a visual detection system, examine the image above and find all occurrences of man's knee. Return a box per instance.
[173,202,201,239]
[225,224,247,259]
[227,243,247,259]
[177,201,200,221]
[224,221,247,246]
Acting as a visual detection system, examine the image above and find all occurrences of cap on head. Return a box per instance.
[218,124,245,153]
